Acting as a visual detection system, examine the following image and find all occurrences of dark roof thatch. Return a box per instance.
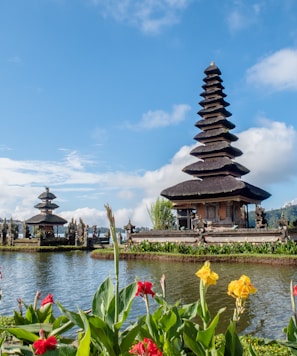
[183,157,250,177]
[38,191,56,200]
[26,214,67,225]
[34,202,59,210]
[198,106,231,117]
[161,176,271,202]
[194,128,238,143]
[195,116,235,130]
[190,142,242,158]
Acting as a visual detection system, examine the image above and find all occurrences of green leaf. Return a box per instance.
[224,320,243,356]
[25,305,37,324]
[159,309,177,332]
[119,322,141,353]
[183,321,205,355]
[197,301,211,325]
[145,313,159,341]
[178,300,200,320]
[37,303,54,323]
[77,309,91,356]
[87,315,119,355]
[13,310,28,325]
[55,345,77,356]
[6,327,39,342]
[0,343,34,356]
[92,277,114,318]
[116,281,137,328]
[197,308,225,349]
[57,303,84,330]
[286,316,297,342]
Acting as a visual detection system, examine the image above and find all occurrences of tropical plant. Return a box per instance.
[148,197,175,230]
[0,206,273,356]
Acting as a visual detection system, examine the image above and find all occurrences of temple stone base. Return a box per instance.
[130,228,286,244]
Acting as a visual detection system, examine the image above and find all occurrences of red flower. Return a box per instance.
[33,335,57,355]
[293,285,297,296]
[129,338,162,355]
[136,281,155,298]
[40,294,54,306]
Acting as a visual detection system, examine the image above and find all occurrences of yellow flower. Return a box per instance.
[195,261,219,286]
[228,275,256,299]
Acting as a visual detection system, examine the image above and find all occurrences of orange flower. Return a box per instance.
[195,261,219,287]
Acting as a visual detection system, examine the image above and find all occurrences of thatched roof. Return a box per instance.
[194,128,238,142]
[34,202,59,210]
[195,116,235,130]
[183,157,250,177]
[190,142,242,158]
[161,176,271,202]
[26,214,67,225]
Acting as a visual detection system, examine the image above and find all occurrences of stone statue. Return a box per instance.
[255,205,267,228]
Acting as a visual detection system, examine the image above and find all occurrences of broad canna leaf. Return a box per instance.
[116,281,137,328]
[57,302,85,330]
[37,303,54,323]
[92,277,114,318]
[77,309,91,356]
[159,309,177,332]
[5,327,39,343]
[183,321,205,355]
[224,320,243,356]
[119,322,142,353]
[178,300,200,320]
[196,307,225,349]
[286,316,297,342]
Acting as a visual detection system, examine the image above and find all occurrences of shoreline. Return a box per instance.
[90,250,297,265]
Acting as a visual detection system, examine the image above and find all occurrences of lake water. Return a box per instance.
[0,250,296,340]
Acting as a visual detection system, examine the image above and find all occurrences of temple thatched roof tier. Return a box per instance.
[190,141,243,158]
[26,214,67,225]
[195,116,235,130]
[182,157,250,177]
[38,190,57,200]
[34,202,59,210]
[194,128,238,143]
[161,176,271,204]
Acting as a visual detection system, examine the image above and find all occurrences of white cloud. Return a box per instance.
[226,2,262,33]
[1,119,296,228]
[246,48,297,90]
[89,0,190,34]
[134,104,191,129]
[236,118,297,185]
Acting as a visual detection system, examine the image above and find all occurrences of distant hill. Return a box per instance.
[249,204,297,228]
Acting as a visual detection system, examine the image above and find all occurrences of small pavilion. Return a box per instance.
[161,62,271,230]
[26,187,67,238]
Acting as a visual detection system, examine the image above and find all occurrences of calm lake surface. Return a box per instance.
[0,250,296,340]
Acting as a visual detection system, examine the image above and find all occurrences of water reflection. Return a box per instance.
[0,251,295,339]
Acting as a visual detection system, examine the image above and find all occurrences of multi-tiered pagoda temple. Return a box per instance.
[161,62,271,230]
[26,187,67,238]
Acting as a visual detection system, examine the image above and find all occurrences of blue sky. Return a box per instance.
[1,0,297,229]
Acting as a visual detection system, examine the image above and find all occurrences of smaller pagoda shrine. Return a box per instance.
[26,187,67,239]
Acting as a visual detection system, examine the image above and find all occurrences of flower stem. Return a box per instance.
[105,204,120,353]
[199,280,208,330]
